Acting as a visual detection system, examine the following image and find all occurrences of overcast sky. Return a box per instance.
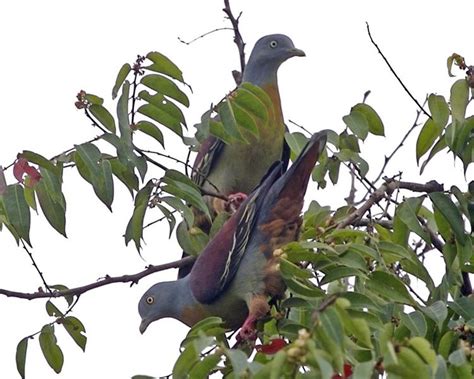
[1,1,472,378]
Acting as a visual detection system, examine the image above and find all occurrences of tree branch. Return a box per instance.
[337,179,443,229]
[366,22,431,119]
[0,256,196,300]
[223,0,246,82]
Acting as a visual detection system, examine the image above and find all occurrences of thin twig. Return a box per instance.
[223,0,246,79]
[22,241,52,294]
[372,101,426,184]
[0,256,196,300]
[288,120,313,136]
[178,27,234,45]
[134,146,169,171]
[366,22,431,119]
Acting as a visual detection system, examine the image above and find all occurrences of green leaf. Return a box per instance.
[188,353,221,378]
[429,192,466,244]
[137,104,183,138]
[280,258,313,279]
[416,119,444,163]
[352,360,375,379]
[62,316,87,352]
[396,197,430,243]
[233,84,269,122]
[141,74,189,107]
[46,300,63,317]
[162,170,211,221]
[117,80,132,146]
[125,180,154,250]
[400,311,427,337]
[408,337,437,371]
[285,132,308,159]
[89,104,116,133]
[160,196,194,228]
[366,271,415,305]
[39,325,64,374]
[225,348,250,377]
[343,110,369,140]
[449,297,474,320]
[320,266,365,285]
[176,222,209,256]
[139,90,186,127]
[135,120,165,148]
[450,79,469,122]
[428,94,450,129]
[20,151,61,176]
[217,98,245,142]
[155,204,176,237]
[352,103,385,136]
[420,135,447,174]
[146,51,184,82]
[3,184,30,245]
[112,63,131,99]
[84,93,103,105]
[438,331,456,359]
[284,276,324,298]
[74,143,114,210]
[110,158,139,196]
[16,337,28,379]
[49,284,74,306]
[421,301,448,330]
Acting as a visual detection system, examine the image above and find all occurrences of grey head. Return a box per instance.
[138,279,190,334]
[242,34,305,85]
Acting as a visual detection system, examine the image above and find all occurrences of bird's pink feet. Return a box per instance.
[237,315,258,341]
[225,192,248,214]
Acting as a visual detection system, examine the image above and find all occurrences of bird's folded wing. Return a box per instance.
[189,162,284,304]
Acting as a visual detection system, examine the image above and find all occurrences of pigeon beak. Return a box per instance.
[139,319,150,334]
[289,48,306,57]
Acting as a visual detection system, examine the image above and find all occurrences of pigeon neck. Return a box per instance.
[242,61,280,87]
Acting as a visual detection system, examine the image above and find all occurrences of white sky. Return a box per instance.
[0,1,472,378]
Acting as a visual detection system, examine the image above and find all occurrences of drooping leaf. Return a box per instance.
[400,311,427,337]
[3,184,30,245]
[429,192,466,245]
[110,158,139,196]
[428,94,450,129]
[351,103,385,136]
[450,79,469,122]
[141,74,189,107]
[117,80,132,146]
[146,51,184,83]
[39,325,64,374]
[16,337,28,379]
[62,316,87,352]
[125,180,154,250]
[396,197,430,243]
[89,104,116,133]
[137,104,183,138]
[366,271,415,305]
[285,132,308,160]
[343,110,369,140]
[20,151,61,176]
[420,135,447,174]
[416,119,444,163]
[139,90,186,127]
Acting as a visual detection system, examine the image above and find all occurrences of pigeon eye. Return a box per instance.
[146,296,154,305]
[269,40,278,48]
